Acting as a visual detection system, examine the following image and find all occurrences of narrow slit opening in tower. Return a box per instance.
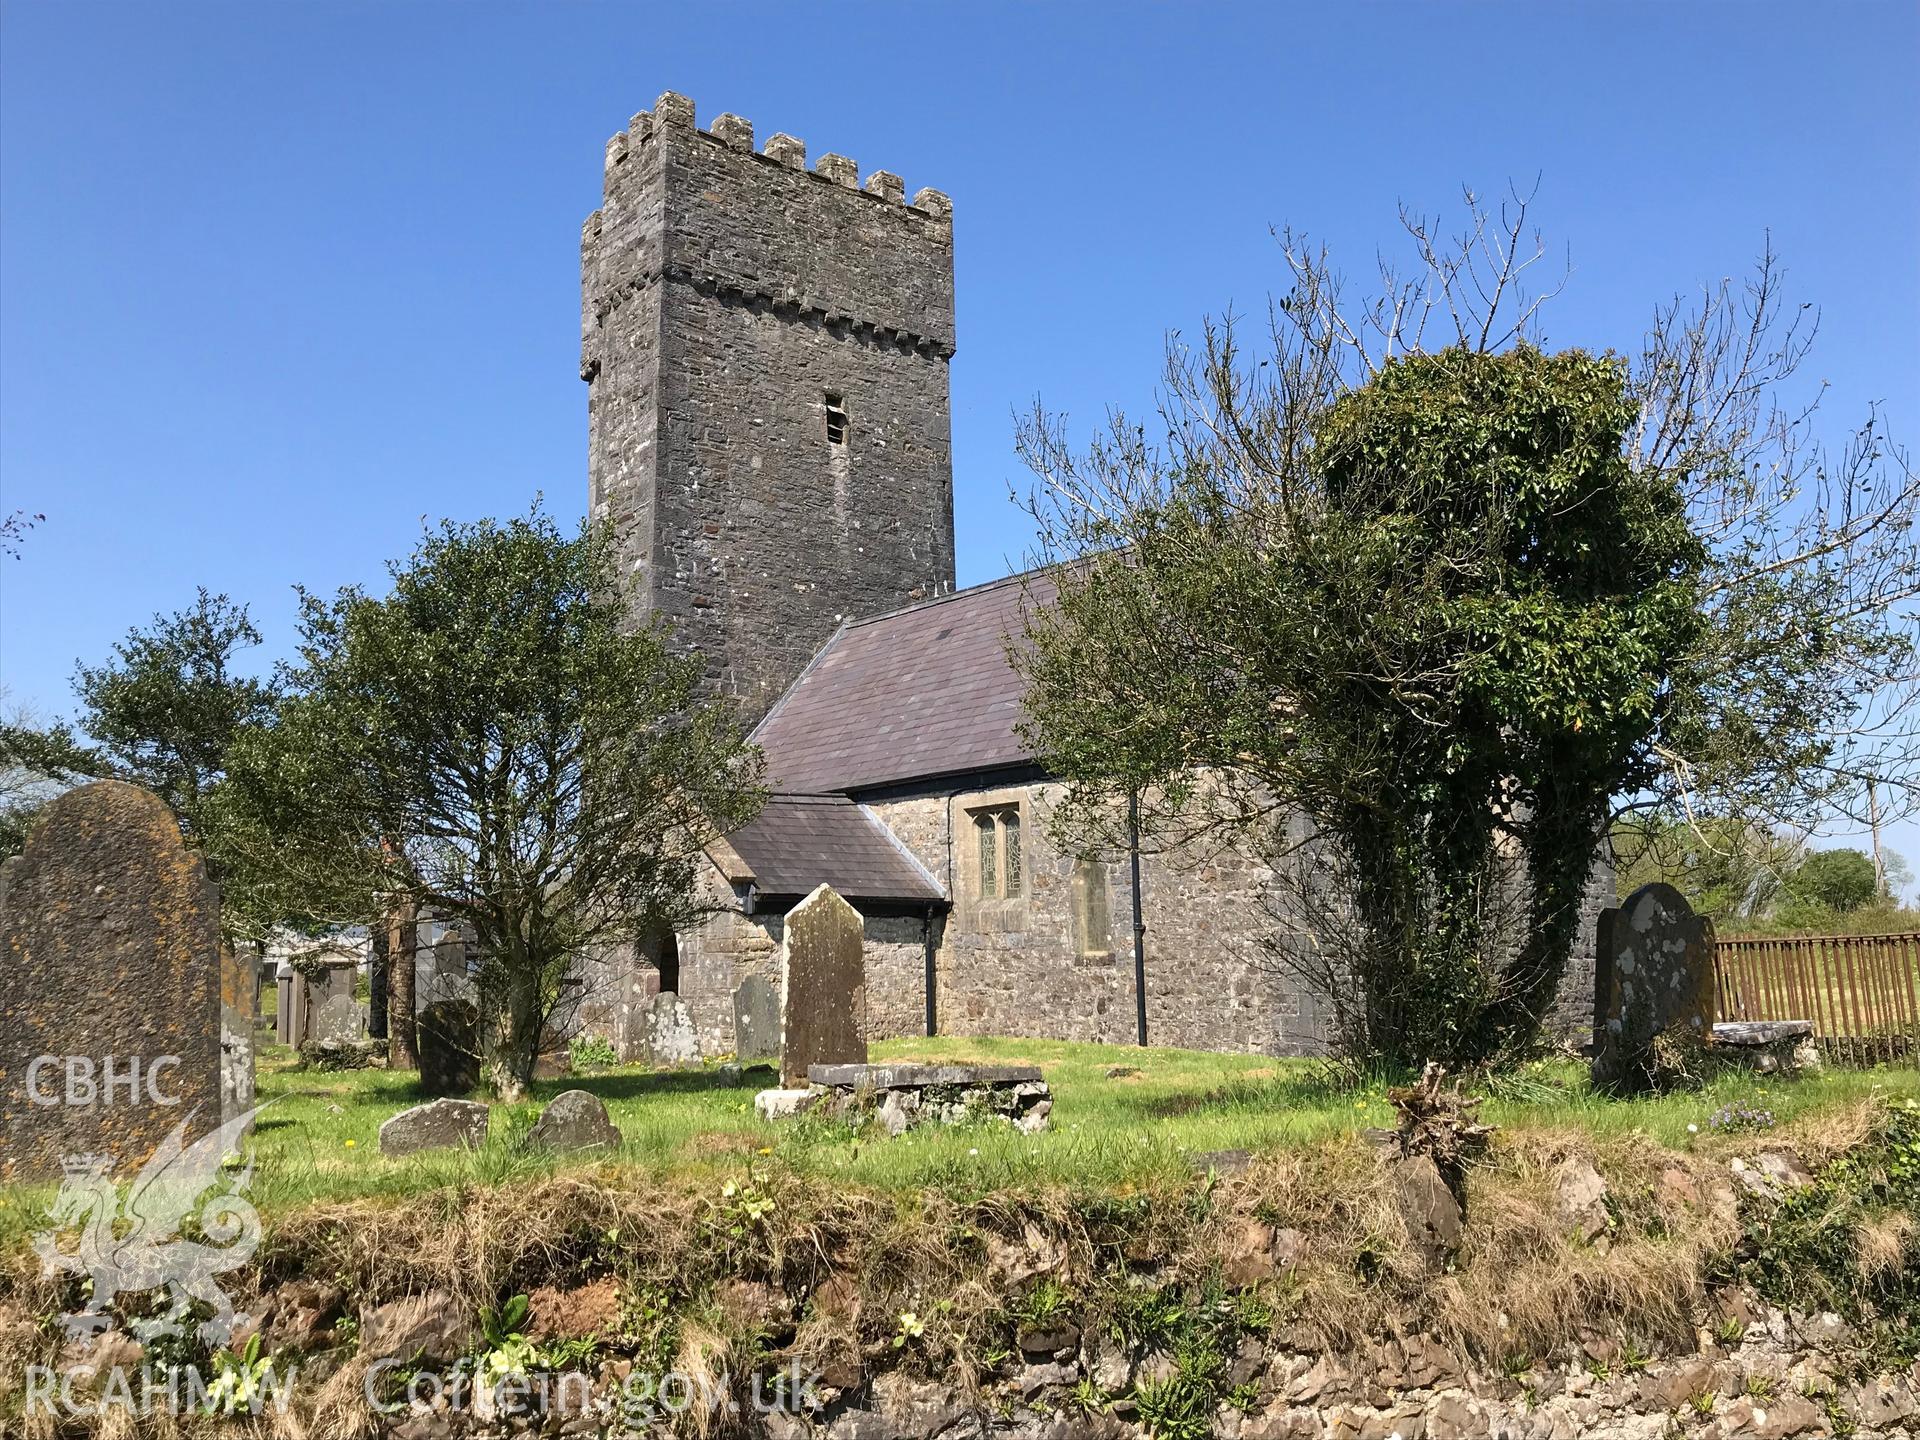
[824,393,849,446]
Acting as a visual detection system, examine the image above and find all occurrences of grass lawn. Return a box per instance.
[5,1034,1915,1247]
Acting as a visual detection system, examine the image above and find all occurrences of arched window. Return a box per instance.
[972,806,1022,899]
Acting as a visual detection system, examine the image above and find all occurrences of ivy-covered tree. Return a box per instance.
[212,506,766,1097]
[1015,192,1919,1069]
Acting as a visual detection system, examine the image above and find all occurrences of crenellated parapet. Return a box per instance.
[603,92,953,221]
[584,91,956,375]
[581,91,958,722]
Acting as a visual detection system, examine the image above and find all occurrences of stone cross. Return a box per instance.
[777,884,867,1088]
[0,781,225,1182]
[1591,882,1717,1093]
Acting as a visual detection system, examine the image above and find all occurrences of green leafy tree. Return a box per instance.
[1612,817,1805,921]
[213,506,765,1097]
[1015,192,1919,1069]
[0,698,101,856]
[1787,848,1880,914]
[72,588,278,844]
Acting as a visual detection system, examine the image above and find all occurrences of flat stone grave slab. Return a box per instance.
[802,1062,1052,1136]
[1713,1020,1813,1046]
[807,1063,1043,1088]
[1713,1018,1819,1075]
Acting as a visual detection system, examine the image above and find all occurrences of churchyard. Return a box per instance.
[8,1034,1911,1249]
[2,791,1917,1437]
[4,35,1919,1435]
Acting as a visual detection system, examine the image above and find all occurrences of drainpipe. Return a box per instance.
[1130,790,1148,1047]
[923,906,938,1037]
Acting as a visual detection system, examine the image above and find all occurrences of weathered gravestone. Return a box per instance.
[643,991,702,1068]
[219,942,257,1125]
[277,950,359,1048]
[733,974,779,1064]
[777,884,867,1089]
[311,992,364,1044]
[1592,882,1717,1093]
[274,960,300,1047]
[0,781,224,1182]
[523,1089,621,1152]
[417,998,481,1096]
[420,928,477,1007]
[378,1097,490,1155]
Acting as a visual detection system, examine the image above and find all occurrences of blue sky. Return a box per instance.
[2,2,1916,882]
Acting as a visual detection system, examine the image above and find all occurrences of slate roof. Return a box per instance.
[752,570,1054,794]
[715,793,945,904]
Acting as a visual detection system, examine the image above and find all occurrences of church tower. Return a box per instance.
[582,92,958,722]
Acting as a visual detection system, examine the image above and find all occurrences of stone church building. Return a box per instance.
[577,93,1609,1061]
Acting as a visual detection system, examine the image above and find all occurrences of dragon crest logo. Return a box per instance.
[33,1104,268,1344]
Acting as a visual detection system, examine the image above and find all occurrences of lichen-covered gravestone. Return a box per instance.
[311,993,364,1044]
[777,884,867,1089]
[378,1097,489,1155]
[523,1089,621,1152]
[0,781,224,1182]
[421,928,477,1006]
[1592,882,1717,1093]
[643,991,702,1068]
[733,974,778,1064]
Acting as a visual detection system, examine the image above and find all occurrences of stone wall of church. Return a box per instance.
[584,92,957,723]
[578,799,1609,1064]
[864,785,1329,1055]
[659,866,930,1059]
[865,782,1611,1058]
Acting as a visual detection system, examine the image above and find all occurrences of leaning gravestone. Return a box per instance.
[0,781,224,1182]
[1592,882,1717,1094]
[733,974,779,1064]
[523,1089,621,1152]
[777,884,867,1089]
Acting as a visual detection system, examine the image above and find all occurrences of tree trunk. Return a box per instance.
[367,922,389,1041]
[483,963,544,1102]
[387,902,419,1069]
